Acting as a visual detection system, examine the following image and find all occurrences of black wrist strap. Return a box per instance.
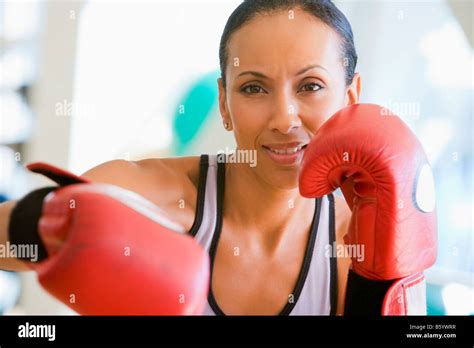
[8,187,57,263]
[344,269,395,316]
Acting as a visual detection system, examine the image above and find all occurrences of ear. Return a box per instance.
[218,78,231,127]
[345,73,361,106]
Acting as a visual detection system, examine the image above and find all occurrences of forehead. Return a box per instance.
[227,8,343,78]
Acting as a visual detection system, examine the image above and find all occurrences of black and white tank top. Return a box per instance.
[188,154,338,315]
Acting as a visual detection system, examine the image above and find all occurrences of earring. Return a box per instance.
[223,120,230,130]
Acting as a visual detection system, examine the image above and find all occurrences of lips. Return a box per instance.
[263,144,307,154]
[261,142,309,165]
[262,142,308,154]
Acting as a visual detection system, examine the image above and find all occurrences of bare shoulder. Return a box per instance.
[82,156,199,181]
[149,156,202,189]
[81,156,202,231]
[81,156,200,191]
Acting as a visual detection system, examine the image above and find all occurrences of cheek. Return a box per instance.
[301,81,347,121]
[229,95,269,144]
[299,90,346,130]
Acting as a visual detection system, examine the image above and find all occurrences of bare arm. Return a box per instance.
[0,158,195,272]
[0,160,137,272]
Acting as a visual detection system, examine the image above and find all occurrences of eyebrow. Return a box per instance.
[236,64,328,79]
[237,70,269,79]
[296,64,328,75]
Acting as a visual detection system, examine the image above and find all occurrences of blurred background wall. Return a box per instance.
[0,0,472,315]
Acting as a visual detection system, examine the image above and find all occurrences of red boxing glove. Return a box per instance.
[299,104,437,314]
[24,163,210,315]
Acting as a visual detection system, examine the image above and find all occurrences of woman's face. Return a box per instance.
[218,8,360,190]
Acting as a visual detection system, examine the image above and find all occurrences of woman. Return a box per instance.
[1,0,358,315]
[188,0,358,315]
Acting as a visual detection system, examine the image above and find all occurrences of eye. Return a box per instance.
[299,82,323,92]
[241,84,266,94]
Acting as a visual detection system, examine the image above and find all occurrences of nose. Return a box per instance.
[268,89,302,134]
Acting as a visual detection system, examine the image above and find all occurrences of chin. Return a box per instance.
[255,159,301,190]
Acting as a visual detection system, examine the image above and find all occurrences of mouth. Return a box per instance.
[261,142,308,165]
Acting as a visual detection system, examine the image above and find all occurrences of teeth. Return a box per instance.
[267,145,305,154]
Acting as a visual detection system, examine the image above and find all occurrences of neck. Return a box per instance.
[223,161,315,250]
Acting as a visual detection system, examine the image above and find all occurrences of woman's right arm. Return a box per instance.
[0,160,133,272]
[0,158,207,315]
[0,157,196,272]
